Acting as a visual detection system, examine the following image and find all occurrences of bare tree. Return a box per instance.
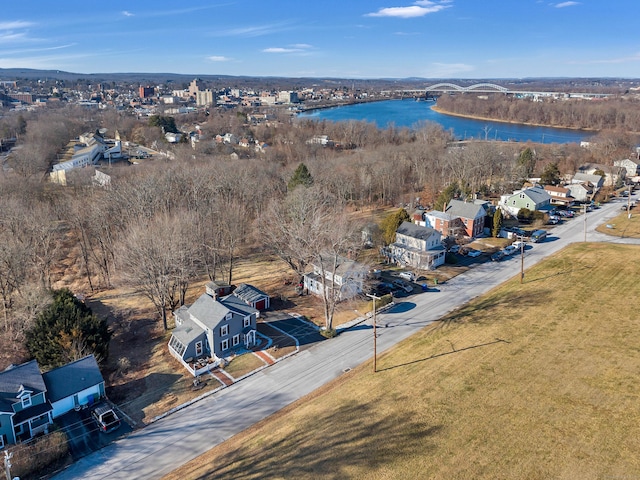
[118,211,199,330]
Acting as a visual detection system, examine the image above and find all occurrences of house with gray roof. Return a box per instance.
[0,360,53,448]
[168,284,258,376]
[42,355,105,419]
[499,186,552,217]
[387,222,445,270]
[303,254,368,301]
[572,172,604,189]
[444,199,489,238]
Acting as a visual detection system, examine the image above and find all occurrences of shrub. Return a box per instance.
[10,430,69,479]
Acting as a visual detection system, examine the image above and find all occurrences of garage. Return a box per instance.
[233,283,270,311]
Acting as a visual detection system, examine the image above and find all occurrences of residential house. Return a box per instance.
[0,360,53,448]
[444,199,490,238]
[575,165,624,187]
[168,284,258,376]
[388,222,445,270]
[614,158,640,177]
[567,182,595,203]
[423,210,462,238]
[303,255,367,300]
[571,172,604,189]
[543,185,574,206]
[42,355,105,419]
[233,283,270,311]
[499,186,552,217]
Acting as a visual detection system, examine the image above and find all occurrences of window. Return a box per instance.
[220,324,229,337]
[195,341,203,356]
[232,334,240,346]
[221,339,229,351]
[21,395,31,409]
[244,317,251,328]
[225,312,232,321]
[169,336,186,356]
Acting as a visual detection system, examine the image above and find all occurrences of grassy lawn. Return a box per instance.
[223,353,267,379]
[595,210,640,238]
[162,242,640,480]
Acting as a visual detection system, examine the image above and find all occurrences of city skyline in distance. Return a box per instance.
[1,0,638,79]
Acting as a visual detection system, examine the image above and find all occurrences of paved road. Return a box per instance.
[53,198,634,480]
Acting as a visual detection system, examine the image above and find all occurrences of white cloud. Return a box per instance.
[554,1,579,7]
[122,11,134,17]
[207,55,230,62]
[365,1,452,18]
[0,21,33,30]
[262,44,312,54]
[263,47,300,53]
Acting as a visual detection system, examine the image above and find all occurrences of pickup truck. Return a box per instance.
[92,404,121,433]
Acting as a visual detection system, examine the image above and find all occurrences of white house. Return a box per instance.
[613,158,640,177]
[303,255,367,300]
[388,222,445,270]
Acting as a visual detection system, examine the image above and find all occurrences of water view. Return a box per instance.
[298,99,592,144]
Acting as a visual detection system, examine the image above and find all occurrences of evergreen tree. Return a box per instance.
[287,163,314,191]
[380,208,411,245]
[518,147,536,178]
[434,182,461,211]
[540,162,561,186]
[492,209,503,237]
[26,289,111,369]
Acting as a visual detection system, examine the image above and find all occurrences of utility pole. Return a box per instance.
[519,236,525,284]
[366,293,381,373]
[583,203,587,242]
[627,184,632,218]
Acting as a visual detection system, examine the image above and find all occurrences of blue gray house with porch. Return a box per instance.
[168,282,258,376]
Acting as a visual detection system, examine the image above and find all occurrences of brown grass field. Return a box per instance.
[162,242,640,480]
[595,210,640,238]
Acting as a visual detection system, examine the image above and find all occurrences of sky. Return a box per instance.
[0,0,638,79]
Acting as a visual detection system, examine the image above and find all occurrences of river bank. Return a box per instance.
[430,105,596,133]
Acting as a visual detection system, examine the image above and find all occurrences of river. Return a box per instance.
[297,99,592,144]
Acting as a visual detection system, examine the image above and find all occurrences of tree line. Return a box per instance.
[436,94,640,133]
[0,102,633,366]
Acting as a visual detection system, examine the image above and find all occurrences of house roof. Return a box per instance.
[396,221,439,241]
[445,199,488,220]
[0,360,46,414]
[314,254,367,277]
[425,210,454,221]
[42,355,104,403]
[511,186,551,205]
[233,283,269,304]
[573,172,603,185]
[544,185,570,195]
[171,315,204,347]
[188,292,258,331]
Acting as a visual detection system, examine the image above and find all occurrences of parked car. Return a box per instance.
[449,245,460,253]
[530,229,547,243]
[92,404,120,433]
[502,245,518,256]
[491,251,505,262]
[511,240,527,251]
[398,271,416,281]
[392,279,413,293]
[466,248,482,258]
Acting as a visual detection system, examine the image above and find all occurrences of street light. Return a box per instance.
[366,293,381,373]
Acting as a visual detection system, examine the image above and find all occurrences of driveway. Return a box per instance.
[259,313,326,350]
[56,406,132,461]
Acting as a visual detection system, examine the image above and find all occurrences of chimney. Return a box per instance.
[205,282,219,301]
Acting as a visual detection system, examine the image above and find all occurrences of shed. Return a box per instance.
[233,283,270,311]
